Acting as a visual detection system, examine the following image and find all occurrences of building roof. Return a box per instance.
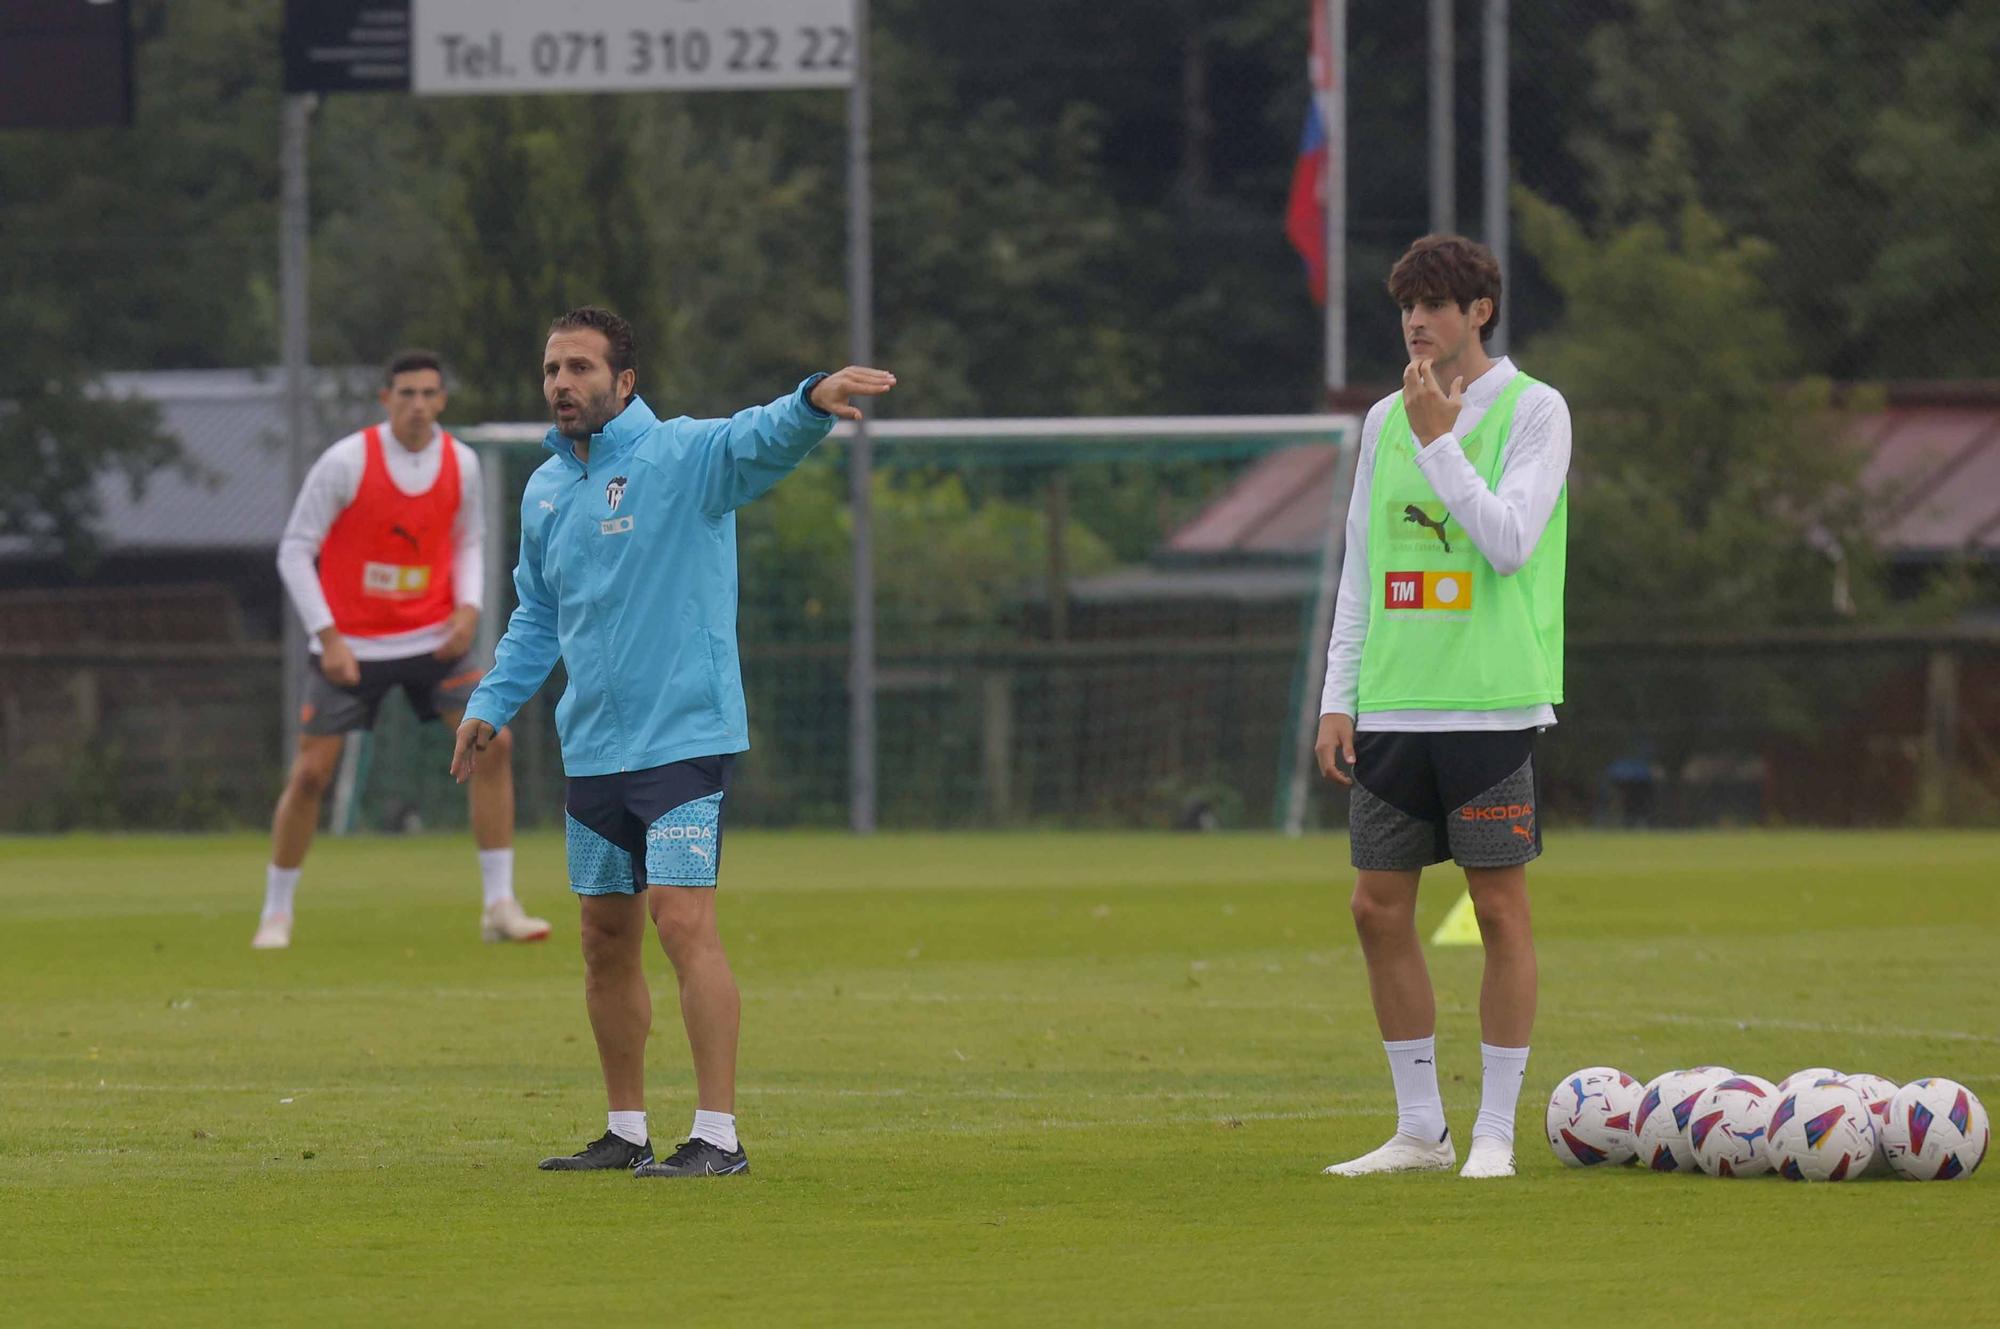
[1853,403,2000,559]
[1156,394,2000,568]
[0,367,375,558]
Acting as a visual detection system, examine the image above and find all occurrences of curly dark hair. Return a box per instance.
[1385,234,1502,343]
[548,306,638,394]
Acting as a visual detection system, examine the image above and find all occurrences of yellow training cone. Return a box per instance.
[1429,890,1481,946]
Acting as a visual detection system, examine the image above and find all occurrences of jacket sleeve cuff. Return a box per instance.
[798,372,833,419]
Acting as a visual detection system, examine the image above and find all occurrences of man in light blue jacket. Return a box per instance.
[450,306,895,1179]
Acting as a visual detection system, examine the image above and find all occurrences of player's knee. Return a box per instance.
[1349,886,1410,938]
[650,895,716,960]
[288,756,335,800]
[1470,885,1530,939]
[578,910,637,970]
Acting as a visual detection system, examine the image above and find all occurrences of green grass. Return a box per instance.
[2,831,1996,1326]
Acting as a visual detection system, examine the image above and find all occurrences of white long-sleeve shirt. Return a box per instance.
[1319,357,1572,731]
[276,424,484,661]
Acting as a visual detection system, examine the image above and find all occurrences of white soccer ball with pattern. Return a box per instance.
[1689,1074,1779,1177]
[1632,1066,1733,1174]
[1768,1079,1876,1181]
[1839,1073,1901,1176]
[1776,1067,1844,1095]
[1880,1078,1990,1182]
[1545,1066,1642,1167]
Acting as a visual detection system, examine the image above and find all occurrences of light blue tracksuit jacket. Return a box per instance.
[462,377,833,776]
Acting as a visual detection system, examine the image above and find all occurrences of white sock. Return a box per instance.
[1384,1036,1448,1144]
[263,865,301,920]
[1474,1043,1531,1146]
[607,1110,648,1146]
[477,848,514,908]
[691,1109,738,1152]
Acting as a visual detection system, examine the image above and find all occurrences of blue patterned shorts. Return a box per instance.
[563,755,733,893]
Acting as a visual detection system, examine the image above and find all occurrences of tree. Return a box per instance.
[0,370,181,571]
[1517,190,1876,637]
[1852,3,2000,376]
[1568,0,1996,379]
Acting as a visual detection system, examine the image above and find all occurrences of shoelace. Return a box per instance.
[662,1138,718,1168]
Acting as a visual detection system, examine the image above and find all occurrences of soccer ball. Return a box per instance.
[1880,1078,1990,1181]
[1768,1079,1876,1181]
[1632,1066,1734,1173]
[1776,1067,1844,1095]
[1546,1066,1642,1166]
[1689,1074,1780,1177]
[1839,1073,1901,1176]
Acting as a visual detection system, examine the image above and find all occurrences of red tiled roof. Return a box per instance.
[1167,399,2000,562]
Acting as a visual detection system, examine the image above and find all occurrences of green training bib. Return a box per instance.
[1354,372,1565,712]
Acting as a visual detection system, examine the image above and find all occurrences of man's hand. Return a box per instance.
[434,605,478,661]
[1402,357,1465,446]
[1315,713,1358,786]
[318,630,361,688]
[450,718,496,784]
[809,366,898,421]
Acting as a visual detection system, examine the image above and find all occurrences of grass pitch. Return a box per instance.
[1,830,1996,1326]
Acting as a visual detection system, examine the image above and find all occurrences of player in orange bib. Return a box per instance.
[254,350,548,950]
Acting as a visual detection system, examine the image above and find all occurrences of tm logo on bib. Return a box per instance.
[1385,570,1473,612]
[362,562,430,597]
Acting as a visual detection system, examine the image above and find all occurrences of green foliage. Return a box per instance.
[1515,190,1878,638]
[0,375,181,570]
[1569,0,1995,378]
[738,460,1115,646]
[1853,4,2000,375]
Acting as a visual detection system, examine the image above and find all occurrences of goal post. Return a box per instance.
[341,412,1362,834]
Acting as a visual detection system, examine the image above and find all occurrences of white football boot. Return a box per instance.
[1459,1136,1516,1179]
[251,914,292,950]
[1322,1132,1456,1176]
[481,898,552,943]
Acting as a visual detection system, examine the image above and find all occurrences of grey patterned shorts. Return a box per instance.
[1347,729,1542,872]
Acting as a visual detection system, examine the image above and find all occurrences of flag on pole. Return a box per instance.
[1285,2,1336,304]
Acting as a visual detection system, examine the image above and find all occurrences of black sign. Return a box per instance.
[283,0,413,94]
[0,0,133,130]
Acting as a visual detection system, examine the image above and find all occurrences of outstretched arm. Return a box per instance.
[694,367,897,515]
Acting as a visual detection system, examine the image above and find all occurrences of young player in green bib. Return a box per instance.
[1315,235,1572,1179]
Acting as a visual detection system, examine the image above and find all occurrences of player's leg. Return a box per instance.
[581,891,652,1111]
[256,733,346,948]
[541,793,655,1171]
[257,657,389,948]
[627,758,748,1178]
[1324,732,1456,1175]
[1442,729,1543,1178]
[634,885,746,1178]
[430,661,546,941]
[269,734,344,872]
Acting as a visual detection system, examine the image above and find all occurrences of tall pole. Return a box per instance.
[279,93,313,760]
[1429,0,1455,234]
[1483,0,1510,352]
[846,0,878,834]
[1322,0,1346,394]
